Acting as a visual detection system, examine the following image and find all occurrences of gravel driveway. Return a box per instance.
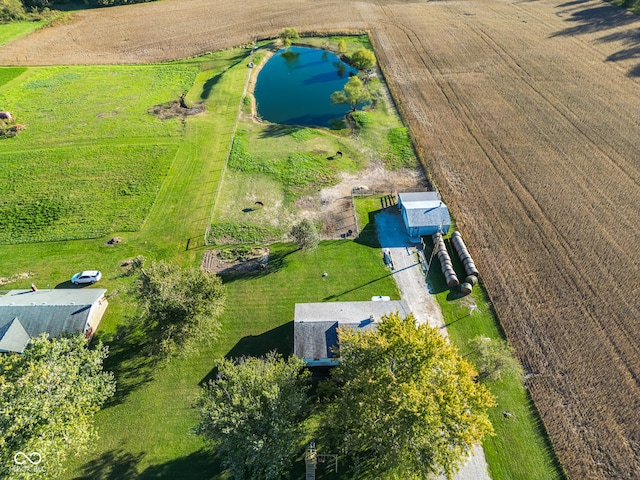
[374,208,491,480]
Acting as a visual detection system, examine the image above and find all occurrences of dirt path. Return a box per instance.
[375,209,490,480]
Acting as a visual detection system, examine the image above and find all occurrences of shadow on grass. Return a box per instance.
[354,211,382,248]
[55,280,85,289]
[322,270,396,301]
[199,323,293,386]
[258,124,307,138]
[99,320,159,408]
[72,448,224,480]
[200,55,246,100]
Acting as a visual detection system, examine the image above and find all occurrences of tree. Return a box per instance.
[290,218,320,250]
[327,313,495,479]
[331,76,371,112]
[0,334,115,479]
[195,353,310,480]
[467,336,524,382]
[134,260,226,356]
[350,48,376,71]
[280,27,299,49]
[337,39,347,55]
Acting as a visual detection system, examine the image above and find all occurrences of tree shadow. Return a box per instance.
[200,72,224,100]
[200,56,246,100]
[199,323,293,386]
[552,1,640,76]
[72,448,225,480]
[72,449,143,480]
[98,319,159,407]
[258,124,305,138]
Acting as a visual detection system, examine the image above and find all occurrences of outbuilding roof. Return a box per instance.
[294,300,410,362]
[398,192,450,229]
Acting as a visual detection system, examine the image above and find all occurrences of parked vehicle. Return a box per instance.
[71,270,102,285]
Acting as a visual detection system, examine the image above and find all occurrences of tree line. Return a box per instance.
[0,0,154,23]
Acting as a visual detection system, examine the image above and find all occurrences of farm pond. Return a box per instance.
[254,46,359,128]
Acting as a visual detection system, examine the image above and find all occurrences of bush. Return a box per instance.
[350,111,372,129]
[467,336,524,382]
[0,0,27,22]
[290,219,319,250]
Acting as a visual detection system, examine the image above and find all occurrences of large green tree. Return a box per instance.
[328,313,495,479]
[350,48,377,71]
[0,334,115,479]
[195,353,310,480]
[280,27,299,49]
[331,76,370,112]
[134,260,226,356]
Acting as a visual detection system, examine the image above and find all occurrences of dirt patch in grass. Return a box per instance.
[201,247,270,276]
[0,271,34,286]
[148,100,205,120]
[299,160,428,239]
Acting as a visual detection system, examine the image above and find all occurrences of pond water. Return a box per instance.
[254,46,359,128]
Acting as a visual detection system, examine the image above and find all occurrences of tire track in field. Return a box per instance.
[370,5,640,476]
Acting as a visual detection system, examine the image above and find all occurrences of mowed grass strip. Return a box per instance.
[140,49,250,253]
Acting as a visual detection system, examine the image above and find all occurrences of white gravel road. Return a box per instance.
[375,209,491,480]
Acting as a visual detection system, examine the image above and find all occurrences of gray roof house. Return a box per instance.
[0,289,108,353]
[397,191,451,241]
[294,300,410,367]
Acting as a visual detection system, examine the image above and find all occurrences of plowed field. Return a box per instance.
[2,0,639,478]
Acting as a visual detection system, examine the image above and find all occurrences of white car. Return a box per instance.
[71,270,102,285]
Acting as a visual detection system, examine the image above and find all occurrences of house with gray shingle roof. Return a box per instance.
[0,289,108,353]
[397,191,451,241]
[293,300,410,367]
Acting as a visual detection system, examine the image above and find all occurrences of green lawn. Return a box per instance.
[0,19,50,46]
[67,240,399,479]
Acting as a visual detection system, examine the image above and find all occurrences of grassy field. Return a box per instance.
[3,0,640,476]
[0,19,50,46]
[212,40,416,241]
[1,33,561,479]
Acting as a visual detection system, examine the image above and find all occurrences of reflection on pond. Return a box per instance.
[254,46,358,128]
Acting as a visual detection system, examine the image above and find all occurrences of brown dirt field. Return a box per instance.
[2,0,640,478]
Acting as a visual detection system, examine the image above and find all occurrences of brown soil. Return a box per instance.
[2,0,640,477]
[148,100,205,120]
[201,248,270,276]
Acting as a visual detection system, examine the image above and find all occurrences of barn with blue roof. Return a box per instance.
[397,191,451,241]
